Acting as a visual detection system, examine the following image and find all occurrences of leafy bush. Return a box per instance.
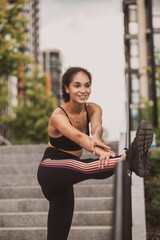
[145,149,160,237]
[7,68,57,144]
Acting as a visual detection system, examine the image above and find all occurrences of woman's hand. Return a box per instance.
[90,133,112,154]
[99,151,115,169]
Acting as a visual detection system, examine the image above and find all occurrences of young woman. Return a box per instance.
[37,67,153,240]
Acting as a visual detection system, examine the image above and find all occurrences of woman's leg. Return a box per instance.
[43,186,74,240]
[39,155,121,186]
[37,155,120,240]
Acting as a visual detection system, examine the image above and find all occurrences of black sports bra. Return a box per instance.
[49,105,90,151]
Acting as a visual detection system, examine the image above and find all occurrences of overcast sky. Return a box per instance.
[40,0,126,141]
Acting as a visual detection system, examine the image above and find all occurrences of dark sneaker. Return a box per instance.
[126,120,153,177]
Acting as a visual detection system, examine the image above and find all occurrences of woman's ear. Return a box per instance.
[65,85,70,94]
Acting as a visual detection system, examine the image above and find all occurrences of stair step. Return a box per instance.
[0,211,113,227]
[0,145,115,240]
[0,197,113,212]
[0,145,46,154]
[0,164,39,175]
[0,175,39,187]
[0,175,115,187]
[0,153,42,164]
[68,226,112,240]
[0,226,112,240]
[0,184,114,199]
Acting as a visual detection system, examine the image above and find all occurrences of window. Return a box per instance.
[131,74,140,104]
[131,108,139,130]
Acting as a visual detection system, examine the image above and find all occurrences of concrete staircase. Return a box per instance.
[0,145,115,240]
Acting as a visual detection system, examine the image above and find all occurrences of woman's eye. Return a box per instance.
[73,83,90,88]
[74,84,80,88]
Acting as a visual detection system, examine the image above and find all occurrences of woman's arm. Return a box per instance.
[88,103,103,136]
[50,112,112,155]
[88,103,111,153]
[51,112,115,168]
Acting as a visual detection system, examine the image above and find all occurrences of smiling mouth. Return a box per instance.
[78,95,87,99]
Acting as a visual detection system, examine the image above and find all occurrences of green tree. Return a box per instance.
[155,49,160,132]
[145,150,160,237]
[0,0,31,77]
[8,68,58,143]
[155,48,160,97]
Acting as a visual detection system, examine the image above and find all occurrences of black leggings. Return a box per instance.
[37,147,120,240]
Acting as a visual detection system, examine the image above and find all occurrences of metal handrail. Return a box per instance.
[112,160,132,240]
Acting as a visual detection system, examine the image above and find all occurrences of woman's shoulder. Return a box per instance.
[49,106,67,123]
[48,106,71,135]
[51,105,66,116]
[86,102,102,111]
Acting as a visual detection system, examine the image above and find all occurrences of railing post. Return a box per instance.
[112,160,132,240]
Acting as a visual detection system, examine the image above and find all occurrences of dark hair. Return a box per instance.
[61,67,92,102]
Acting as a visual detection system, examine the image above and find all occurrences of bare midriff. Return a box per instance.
[48,142,83,158]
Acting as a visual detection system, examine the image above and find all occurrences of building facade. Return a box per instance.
[41,49,62,104]
[18,0,40,97]
[123,0,160,130]
[23,0,40,65]
[9,0,40,64]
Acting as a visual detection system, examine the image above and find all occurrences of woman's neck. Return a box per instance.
[66,101,85,114]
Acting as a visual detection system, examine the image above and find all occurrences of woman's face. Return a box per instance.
[66,71,91,104]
